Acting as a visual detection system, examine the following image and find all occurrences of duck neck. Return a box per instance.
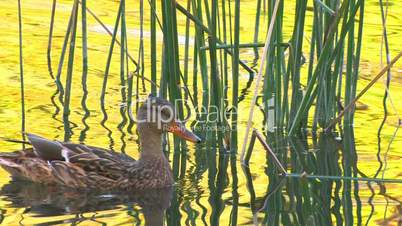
[138,129,164,160]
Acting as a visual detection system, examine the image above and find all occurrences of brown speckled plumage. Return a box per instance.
[0,96,200,190]
[0,141,173,190]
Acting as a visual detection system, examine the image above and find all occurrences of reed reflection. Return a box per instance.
[240,132,366,225]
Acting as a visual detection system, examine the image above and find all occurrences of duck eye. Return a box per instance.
[159,105,175,122]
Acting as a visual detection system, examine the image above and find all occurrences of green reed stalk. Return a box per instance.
[17,0,25,145]
[218,1,231,144]
[315,0,340,129]
[216,0,224,107]
[150,0,157,95]
[310,5,322,130]
[81,0,88,77]
[100,2,122,107]
[183,0,191,101]
[120,0,126,93]
[192,36,199,116]
[134,1,140,97]
[328,48,344,125]
[262,0,278,133]
[147,0,163,28]
[274,1,284,131]
[202,0,211,26]
[230,0,240,151]
[288,0,353,136]
[349,0,364,128]
[191,0,209,116]
[159,45,167,98]
[63,0,79,141]
[47,0,57,80]
[261,0,274,135]
[117,0,128,153]
[79,0,90,142]
[161,0,184,153]
[227,0,233,46]
[55,5,74,105]
[342,1,363,130]
[208,0,224,149]
[126,1,134,132]
[138,0,145,91]
[253,0,262,61]
[99,2,122,150]
[243,129,257,165]
[313,1,340,131]
[126,34,135,134]
[221,0,229,101]
[288,0,307,131]
[281,43,292,127]
[326,1,344,128]
[343,1,355,128]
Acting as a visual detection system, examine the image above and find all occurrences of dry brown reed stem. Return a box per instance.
[240,0,281,162]
[253,130,287,174]
[325,50,402,132]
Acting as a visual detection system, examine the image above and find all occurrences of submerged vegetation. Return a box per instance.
[1,0,401,224]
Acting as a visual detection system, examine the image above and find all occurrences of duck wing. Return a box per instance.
[0,133,136,189]
[27,133,135,163]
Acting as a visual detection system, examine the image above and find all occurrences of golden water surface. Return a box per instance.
[0,0,401,225]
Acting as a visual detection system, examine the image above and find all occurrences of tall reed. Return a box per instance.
[38,0,400,154]
[79,0,90,142]
[63,0,79,141]
[17,0,25,146]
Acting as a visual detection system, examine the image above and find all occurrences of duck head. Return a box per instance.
[136,95,201,149]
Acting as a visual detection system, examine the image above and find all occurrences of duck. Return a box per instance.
[0,95,201,190]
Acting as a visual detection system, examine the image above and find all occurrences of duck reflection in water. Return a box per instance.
[0,180,172,226]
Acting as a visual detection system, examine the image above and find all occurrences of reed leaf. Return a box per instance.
[17,0,25,145]
[63,0,79,141]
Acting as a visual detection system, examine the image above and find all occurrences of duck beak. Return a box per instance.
[167,121,202,143]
